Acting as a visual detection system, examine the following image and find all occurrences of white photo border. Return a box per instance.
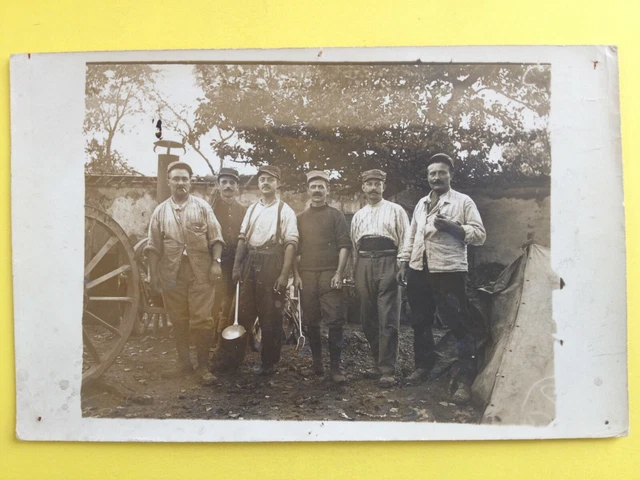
[10,46,627,442]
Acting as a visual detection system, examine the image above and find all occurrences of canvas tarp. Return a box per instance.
[472,243,562,426]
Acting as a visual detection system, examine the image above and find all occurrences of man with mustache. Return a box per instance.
[293,171,351,384]
[397,153,486,403]
[145,161,224,386]
[350,169,410,388]
[231,165,299,376]
[209,168,246,354]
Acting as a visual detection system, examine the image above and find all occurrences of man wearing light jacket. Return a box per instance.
[397,153,486,403]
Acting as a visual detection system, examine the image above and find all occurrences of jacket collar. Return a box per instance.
[425,188,453,205]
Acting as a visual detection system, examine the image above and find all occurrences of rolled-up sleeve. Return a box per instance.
[461,197,486,246]
[281,204,299,248]
[237,205,252,241]
[395,206,411,262]
[144,206,164,257]
[335,210,352,251]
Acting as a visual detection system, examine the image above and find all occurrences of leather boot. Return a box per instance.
[303,326,324,376]
[162,321,193,379]
[329,327,346,384]
[193,328,217,386]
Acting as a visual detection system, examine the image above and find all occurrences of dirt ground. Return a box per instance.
[81,322,482,424]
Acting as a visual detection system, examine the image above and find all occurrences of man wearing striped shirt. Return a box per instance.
[351,169,410,388]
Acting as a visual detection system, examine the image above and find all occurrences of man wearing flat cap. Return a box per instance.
[231,165,299,376]
[351,168,410,388]
[398,153,486,403]
[145,161,225,386]
[292,170,351,384]
[209,167,247,353]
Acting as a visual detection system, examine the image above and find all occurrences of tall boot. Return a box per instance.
[193,328,217,386]
[162,321,193,379]
[329,327,346,384]
[306,326,324,376]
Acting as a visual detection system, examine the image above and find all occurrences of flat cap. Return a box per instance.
[167,161,193,176]
[257,165,281,180]
[218,167,240,182]
[306,170,330,184]
[426,153,455,170]
[360,169,387,183]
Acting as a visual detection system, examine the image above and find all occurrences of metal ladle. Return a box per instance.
[222,283,246,340]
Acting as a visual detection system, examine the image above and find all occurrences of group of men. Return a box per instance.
[145,152,486,402]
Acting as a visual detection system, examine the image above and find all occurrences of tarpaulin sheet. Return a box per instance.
[472,244,561,426]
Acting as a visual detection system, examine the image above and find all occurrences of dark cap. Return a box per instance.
[167,161,193,176]
[360,169,387,183]
[426,153,455,170]
[218,167,240,182]
[257,165,281,180]
[306,170,330,184]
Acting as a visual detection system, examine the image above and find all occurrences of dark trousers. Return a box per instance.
[406,266,476,383]
[300,270,346,365]
[355,254,400,375]
[211,260,234,334]
[300,270,346,329]
[236,249,284,367]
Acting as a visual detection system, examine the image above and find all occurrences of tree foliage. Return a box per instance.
[192,63,550,193]
[84,64,157,174]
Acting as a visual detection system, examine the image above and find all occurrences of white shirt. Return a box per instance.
[238,197,299,248]
[403,188,486,272]
[350,199,410,262]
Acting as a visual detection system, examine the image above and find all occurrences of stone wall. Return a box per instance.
[85,176,550,267]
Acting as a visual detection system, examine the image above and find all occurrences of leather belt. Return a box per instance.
[358,249,397,258]
[247,244,284,255]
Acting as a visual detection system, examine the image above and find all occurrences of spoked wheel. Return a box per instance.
[83,206,140,385]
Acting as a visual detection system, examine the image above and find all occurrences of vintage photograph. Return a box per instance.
[80,60,558,426]
[10,46,626,442]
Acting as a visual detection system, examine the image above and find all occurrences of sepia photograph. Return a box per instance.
[10,47,627,442]
[81,61,556,426]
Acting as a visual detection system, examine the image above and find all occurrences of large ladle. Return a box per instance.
[222,282,246,340]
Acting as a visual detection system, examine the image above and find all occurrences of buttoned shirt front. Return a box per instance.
[212,196,246,264]
[238,198,299,248]
[145,195,225,284]
[350,199,411,262]
[404,188,486,272]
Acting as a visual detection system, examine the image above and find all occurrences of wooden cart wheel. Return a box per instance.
[83,206,140,385]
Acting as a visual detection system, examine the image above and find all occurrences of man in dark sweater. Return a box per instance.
[293,170,351,384]
[210,168,246,351]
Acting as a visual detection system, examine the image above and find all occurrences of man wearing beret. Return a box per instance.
[209,168,247,353]
[145,161,225,386]
[351,169,410,388]
[397,153,486,403]
[231,165,299,376]
[293,170,351,384]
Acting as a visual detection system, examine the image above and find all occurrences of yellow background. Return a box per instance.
[1,1,637,478]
